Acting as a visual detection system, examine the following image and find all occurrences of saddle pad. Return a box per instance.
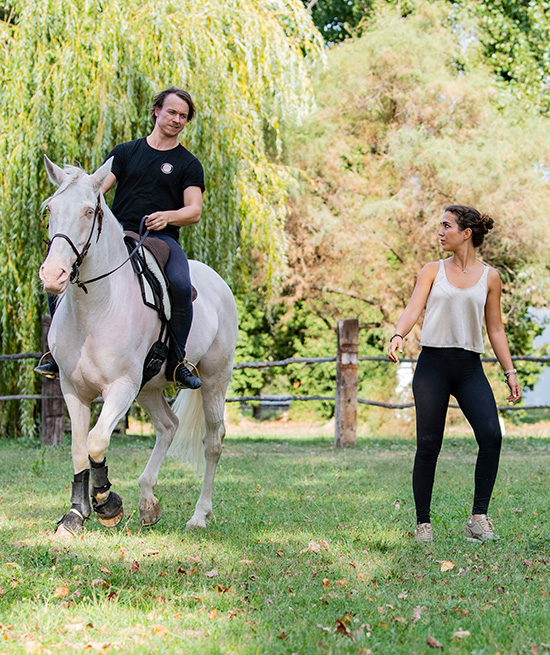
[142,249,172,321]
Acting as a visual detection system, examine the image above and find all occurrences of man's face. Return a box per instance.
[155,94,190,137]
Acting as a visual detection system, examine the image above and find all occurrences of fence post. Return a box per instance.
[334,318,359,448]
[40,315,65,446]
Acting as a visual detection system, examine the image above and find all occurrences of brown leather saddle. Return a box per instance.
[124,231,197,303]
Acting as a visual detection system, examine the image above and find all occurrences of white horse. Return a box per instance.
[39,156,238,536]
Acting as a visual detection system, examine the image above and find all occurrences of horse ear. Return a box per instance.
[90,157,114,192]
[44,154,67,186]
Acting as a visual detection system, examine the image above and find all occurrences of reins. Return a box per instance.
[45,196,150,294]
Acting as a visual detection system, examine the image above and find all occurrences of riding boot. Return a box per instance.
[165,344,202,390]
[35,357,60,379]
[35,293,60,379]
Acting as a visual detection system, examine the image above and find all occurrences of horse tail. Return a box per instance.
[167,389,205,475]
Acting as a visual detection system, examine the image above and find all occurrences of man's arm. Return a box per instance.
[144,186,203,231]
[100,172,117,196]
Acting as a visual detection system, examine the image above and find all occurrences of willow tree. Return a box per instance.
[0,0,322,437]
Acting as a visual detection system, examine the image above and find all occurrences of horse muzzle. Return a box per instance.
[39,259,70,294]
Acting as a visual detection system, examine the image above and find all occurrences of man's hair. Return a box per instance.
[150,87,196,123]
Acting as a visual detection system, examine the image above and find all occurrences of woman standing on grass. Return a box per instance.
[388,205,521,543]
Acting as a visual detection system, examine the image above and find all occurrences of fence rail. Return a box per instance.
[2,315,550,447]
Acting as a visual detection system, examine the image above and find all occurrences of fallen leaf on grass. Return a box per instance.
[300,540,329,554]
[129,561,139,573]
[152,624,169,637]
[411,606,423,623]
[205,569,217,578]
[322,578,330,587]
[530,646,538,655]
[217,584,231,594]
[524,559,534,567]
[91,579,108,589]
[276,550,284,557]
[143,549,159,557]
[276,631,288,639]
[208,610,218,620]
[177,566,198,575]
[99,568,111,576]
[23,640,43,654]
[84,641,111,651]
[426,635,443,649]
[334,578,348,587]
[453,630,471,640]
[440,561,456,572]
[53,586,70,598]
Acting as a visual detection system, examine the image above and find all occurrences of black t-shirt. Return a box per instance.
[107,137,205,240]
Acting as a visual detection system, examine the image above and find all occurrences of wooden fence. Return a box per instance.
[2,317,550,448]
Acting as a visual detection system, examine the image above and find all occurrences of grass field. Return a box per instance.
[1,428,550,654]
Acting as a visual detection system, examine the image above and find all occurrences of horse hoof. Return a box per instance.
[186,517,207,530]
[93,491,124,528]
[141,509,162,527]
[55,509,84,537]
[97,509,124,527]
[54,524,77,539]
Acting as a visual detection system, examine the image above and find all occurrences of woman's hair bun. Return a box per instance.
[480,213,494,234]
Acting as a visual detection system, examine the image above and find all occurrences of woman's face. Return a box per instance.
[438,211,467,251]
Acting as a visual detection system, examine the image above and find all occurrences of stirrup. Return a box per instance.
[34,352,60,380]
[173,359,202,389]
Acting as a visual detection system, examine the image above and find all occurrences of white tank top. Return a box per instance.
[420,260,489,354]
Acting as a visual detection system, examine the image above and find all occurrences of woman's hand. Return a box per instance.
[506,373,521,403]
[388,336,403,363]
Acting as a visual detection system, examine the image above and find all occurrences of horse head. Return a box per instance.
[39,156,113,294]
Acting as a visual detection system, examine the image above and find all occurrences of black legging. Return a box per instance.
[412,346,502,524]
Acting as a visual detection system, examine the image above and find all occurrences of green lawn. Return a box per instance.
[1,430,550,654]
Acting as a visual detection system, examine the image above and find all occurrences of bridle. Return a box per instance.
[45,194,149,294]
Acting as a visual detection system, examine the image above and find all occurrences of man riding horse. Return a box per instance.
[36,86,203,389]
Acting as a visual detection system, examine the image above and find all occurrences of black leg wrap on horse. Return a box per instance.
[89,456,112,495]
[92,490,123,519]
[70,468,91,519]
[56,509,85,535]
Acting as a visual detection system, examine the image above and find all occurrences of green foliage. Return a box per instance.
[456,0,550,114]
[302,0,373,42]
[285,0,550,378]
[0,0,322,437]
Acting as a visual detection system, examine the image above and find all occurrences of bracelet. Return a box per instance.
[390,334,404,342]
[503,368,517,379]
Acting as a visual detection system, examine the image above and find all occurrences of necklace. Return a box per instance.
[453,259,468,274]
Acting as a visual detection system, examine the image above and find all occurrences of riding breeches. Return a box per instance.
[412,347,502,524]
[148,234,193,356]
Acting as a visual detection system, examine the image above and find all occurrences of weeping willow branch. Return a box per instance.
[0,0,323,437]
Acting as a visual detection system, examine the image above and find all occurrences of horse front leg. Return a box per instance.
[55,391,91,538]
[136,390,178,526]
[87,381,138,528]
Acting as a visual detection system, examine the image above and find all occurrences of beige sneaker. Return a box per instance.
[414,522,433,543]
[465,514,498,542]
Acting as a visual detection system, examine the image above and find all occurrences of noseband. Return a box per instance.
[45,194,104,292]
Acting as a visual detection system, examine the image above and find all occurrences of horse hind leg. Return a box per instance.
[136,390,178,526]
[186,374,227,530]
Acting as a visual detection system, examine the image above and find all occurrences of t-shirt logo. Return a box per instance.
[160,163,174,174]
